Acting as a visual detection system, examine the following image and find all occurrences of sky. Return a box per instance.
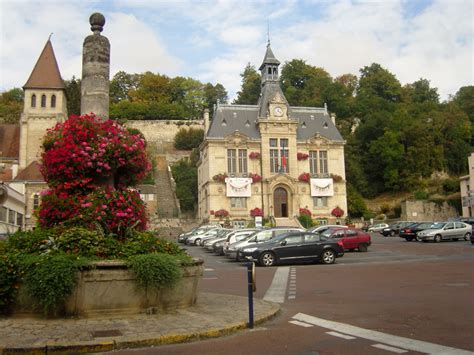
[0,0,473,102]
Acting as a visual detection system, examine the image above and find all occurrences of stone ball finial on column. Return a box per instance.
[90,12,106,34]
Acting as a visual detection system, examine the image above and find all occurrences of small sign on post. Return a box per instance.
[255,216,262,228]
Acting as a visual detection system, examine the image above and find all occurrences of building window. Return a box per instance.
[8,209,15,225]
[269,138,289,173]
[230,197,247,208]
[51,94,56,108]
[238,149,247,174]
[313,196,328,207]
[0,206,7,221]
[33,194,40,210]
[309,151,318,174]
[319,151,328,174]
[41,94,46,108]
[16,212,23,227]
[31,94,36,108]
[228,149,247,175]
[227,149,237,174]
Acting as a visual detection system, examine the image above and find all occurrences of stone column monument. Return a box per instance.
[81,12,110,120]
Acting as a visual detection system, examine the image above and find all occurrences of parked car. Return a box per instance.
[416,221,472,242]
[323,227,371,252]
[239,231,344,266]
[212,229,259,255]
[201,229,233,249]
[307,224,348,234]
[367,223,390,233]
[177,224,222,243]
[225,227,304,261]
[186,227,222,246]
[381,221,416,236]
[399,222,434,241]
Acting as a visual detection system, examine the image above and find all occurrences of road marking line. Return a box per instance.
[372,344,407,353]
[288,295,296,300]
[292,313,473,355]
[204,268,214,271]
[263,266,290,303]
[203,277,218,280]
[289,320,313,327]
[326,331,356,340]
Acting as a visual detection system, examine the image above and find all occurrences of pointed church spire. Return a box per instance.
[259,41,280,71]
[23,38,64,89]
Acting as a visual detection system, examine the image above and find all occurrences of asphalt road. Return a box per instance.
[112,233,474,355]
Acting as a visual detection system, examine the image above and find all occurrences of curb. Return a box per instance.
[1,303,280,354]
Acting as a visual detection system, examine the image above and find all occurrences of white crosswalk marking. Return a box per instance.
[326,331,356,340]
[263,267,290,303]
[289,320,313,327]
[372,344,408,353]
[292,313,474,355]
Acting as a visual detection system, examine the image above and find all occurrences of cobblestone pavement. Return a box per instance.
[0,293,280,354]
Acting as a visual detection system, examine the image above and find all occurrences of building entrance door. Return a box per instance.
[274,187,288,218]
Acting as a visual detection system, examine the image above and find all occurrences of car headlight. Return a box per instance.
[242,247,258,253]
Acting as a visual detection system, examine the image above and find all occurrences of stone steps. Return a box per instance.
[155,156,179,218]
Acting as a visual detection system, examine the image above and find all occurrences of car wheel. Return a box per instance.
[194,238,201,246]
[358,243,368,252]
[321,249,336,264]
[406,237,413,242]
[416,236,422,242]
[259,252,276,267]
[348,248,355,252]
[434,234,442,243]
[464,232,471,241]
[390,230,395,237]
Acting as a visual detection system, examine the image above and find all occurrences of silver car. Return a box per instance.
[416,221,472,242]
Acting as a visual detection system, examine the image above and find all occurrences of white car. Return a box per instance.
[186,228,222,246]
[367,223,389,233]
[416,221,471,242]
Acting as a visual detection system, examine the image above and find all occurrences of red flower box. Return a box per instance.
[250,207,263,217]
[249,173,262,183]
[212,173,228,182]
[299,207,312,216]
[298,172,311,183]
[249,152,260,159]
[331,206,344,218]
[214,209,229,218]
[297,152,309,161]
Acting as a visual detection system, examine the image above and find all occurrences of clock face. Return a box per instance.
[274,107,283,117]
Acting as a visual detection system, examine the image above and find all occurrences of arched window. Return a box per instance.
[41,94,46,107]
[51,94,56,108]
[31,94,36,108]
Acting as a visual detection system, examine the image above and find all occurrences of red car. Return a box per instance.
[322,227,371,252]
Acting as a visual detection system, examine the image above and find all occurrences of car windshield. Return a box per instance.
[430,222,446,229]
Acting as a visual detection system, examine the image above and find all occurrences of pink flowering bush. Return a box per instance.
[250,207,263,217]
[299,207,312,216]
[214,209,229,218]
[249,173,262,183]
[41,114,150,191]
[331,206,344,218]
[38,114,150,237]
[297,152,309,161]
[298,172,311,183]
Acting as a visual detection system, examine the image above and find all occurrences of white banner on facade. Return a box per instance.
[310,178,334,197]
[225,178,252,197]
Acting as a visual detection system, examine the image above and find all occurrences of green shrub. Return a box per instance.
[0,252,23,315]
[6,228,59,255]
[174,128,204,150]
[20,254,89,316]
[298,214,314,228]
[380,203,390,214]
[414,190,429,200]
[128,253,183,290]
[55,227,104,257]
[442,179,460,194]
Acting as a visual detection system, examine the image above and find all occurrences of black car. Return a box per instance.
[381,221,416,236]
[399,222,433,241]
[238,232,344,267]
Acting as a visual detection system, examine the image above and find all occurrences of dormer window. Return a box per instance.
[41,94,46,108]
[31,94,36,108]
[51,95,56,108]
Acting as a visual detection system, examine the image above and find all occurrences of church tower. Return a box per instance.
[19,38,67,169]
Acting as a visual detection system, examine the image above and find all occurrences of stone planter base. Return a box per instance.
[13,259,203,318]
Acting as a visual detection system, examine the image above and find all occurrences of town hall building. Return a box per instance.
[197,43,347,227]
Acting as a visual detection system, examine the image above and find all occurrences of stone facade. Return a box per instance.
[401,200,458,222]
[460,152,474,217]
[197,43,347,226]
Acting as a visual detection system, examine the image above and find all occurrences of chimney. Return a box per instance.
[330,113,336,125]
[204,108,210,134]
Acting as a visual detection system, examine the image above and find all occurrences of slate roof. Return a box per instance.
[23,39,65,90]
[0,124,20,159]
[14,161,44,182]
[259,43,280,70]
[207,104,343,142]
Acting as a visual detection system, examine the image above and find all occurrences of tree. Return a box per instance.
[171,159,198,211]
[203,83,228,117]
[64,77,81,116]
[402,78,439,104]
[233,64,261,105]
[110,71,140,104]
[0,88,23,123]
